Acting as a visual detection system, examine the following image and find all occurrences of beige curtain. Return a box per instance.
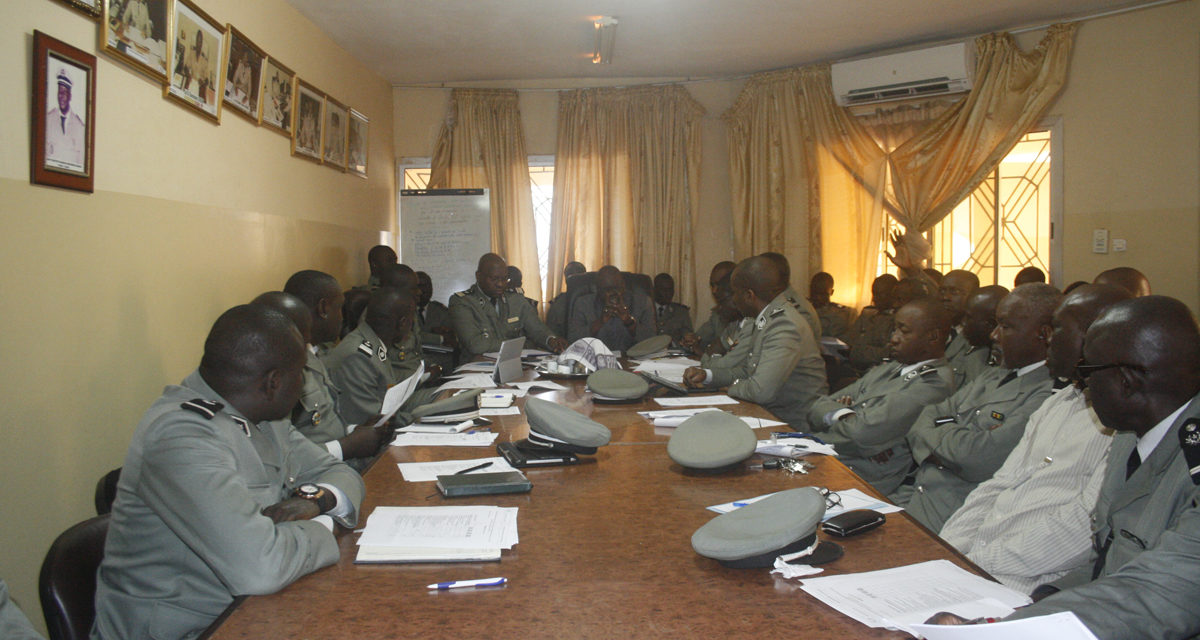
[429,89,543,301]
[547,85,705,312]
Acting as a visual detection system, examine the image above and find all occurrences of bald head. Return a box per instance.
[758,252,790,286]
[199,304,306,422]
[1094,267,1151,298]
[367,245,397,276]
[893,277,936,310]
[1015,266,1046,287]
[379,263,417,294]
[596,265,624,293]
[993,283,1062,369]
[251,291,313,345]
[564,261,586,278]
[731,256,786,316]
[809,272,834,303]
[1046,284,1133,379]
[476,253,508,298]
[963,285,1009,347]
[1083,296,1200,434]
[284,270,343,344]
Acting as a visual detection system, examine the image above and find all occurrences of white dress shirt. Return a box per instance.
[939,385,1112,593]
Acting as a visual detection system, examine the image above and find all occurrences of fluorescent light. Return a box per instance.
[592,16,618,64]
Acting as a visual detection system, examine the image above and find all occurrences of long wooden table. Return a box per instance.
[207,376,983,638]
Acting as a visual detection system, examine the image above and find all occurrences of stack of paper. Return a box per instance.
[356,505,519,563]
[435,373,497,393]
[798,560,1031,636]
[632,356,700,382]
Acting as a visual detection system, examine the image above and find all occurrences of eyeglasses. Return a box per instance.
[818,488,842,510]
[1075,359,1147,388]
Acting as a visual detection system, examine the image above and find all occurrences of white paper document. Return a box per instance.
[654,394,740,407]
[397,456,516,482]
[482,349,552,359]
[453,361,497,373]
[631,357,700,381]
[436,373,497,392]
[374,361,424,426]
[707,488,901,519]
[509,380,569,393]
[910,611,1099,640]
[390,432,498,447]
[740,417,788,429]
[396,420,477,434]
[799,560,1031,637]
[756,438,838,457]
[357,505,519,550]
[638,406,723,427]
[480,406,522,416]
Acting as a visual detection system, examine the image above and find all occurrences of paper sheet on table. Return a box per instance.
[480,406,522,416]
[396,420,476,434]
[397,456,516,482]
[654,394,739,407]
[707,488,902,519]
[357,505,519,550]
[799,560,1030,636]
[374,362,424,426]
[910,612,1099,640]
[390,432,498,447]
[639,407,723,427]
[756,438,838,457]
[631,357,699,381]
[436,373,497,392]
[510,380,569,393]
[453,361,497,374]
[483,349,552,359]
[772,552,824,579]
[740,417,789,429]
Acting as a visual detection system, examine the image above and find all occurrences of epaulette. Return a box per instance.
[1179,419,1200,485]
[454,290,469,297]
[357,340,374,357]
[905,363,940,381]
[181,398,223,419]
[769,306,786,317]
[933,415,956,426]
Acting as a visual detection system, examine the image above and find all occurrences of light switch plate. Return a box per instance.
[1092,229,1109,254]
[1112,238,1127,252]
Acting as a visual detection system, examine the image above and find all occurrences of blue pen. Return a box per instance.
[773,431,826,444]
[427,577,507,590]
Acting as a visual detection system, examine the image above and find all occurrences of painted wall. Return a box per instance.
[2,1,395,628]
[394,0,1200,313]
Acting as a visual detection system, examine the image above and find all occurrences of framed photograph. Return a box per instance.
[32,31,96,193]
[55,0,101,18]
[322,97,348,170]
[165,0,226,121]
[292,79,324,163]
[259,58,294,136]
[101,0,170,80]
[221,26,265,123]
[348,109,368,178]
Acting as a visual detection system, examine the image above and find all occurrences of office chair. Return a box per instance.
[93,468,121,515]
[39,514,108,640]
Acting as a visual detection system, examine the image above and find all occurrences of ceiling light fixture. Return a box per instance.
[592,16,618,64]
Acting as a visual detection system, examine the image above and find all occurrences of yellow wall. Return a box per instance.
[2,1,395,627]
[394,0,1200,313]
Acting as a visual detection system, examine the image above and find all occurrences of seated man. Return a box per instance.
[378,264,436,383]
[891,283,1060,531]
[930,296,1200,639]
[808,271,855,341]
[416,271,453,344]
[760,251,821,341]
[681,261,739,356]
[92,304,364,639]
[545,261,586,338]
[955,285,1007,385]
[848,274,899,373]
[938,270,983,389]
[938,284,1131,593]
[683,255,828,425]
[505,265,539,310]
[280,273,392,467]
[1093,265,1151,298]
[805,297,956,495]
[323,288,411,424]
[450,253,567,360]
[567,265,656,352]
[652,272,692,343]
[358,244,397,290]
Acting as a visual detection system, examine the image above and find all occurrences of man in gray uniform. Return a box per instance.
[892,283,1060,531]
[939,269,984,388]
[281,273,392,467]
[760,251,822,341]
[929,296,1200,639]
[957,285,1007,383]
[806,297,956,495]
[416,271,454,346]
[849,274,899,373]
[358,244,396,290]
[450,253,567,360]
[323,288,411,425]
[681,261,739,357]
[0,579,42,640]
[652,272,692,343]
[682,255,828,425]
[568,265,656,352]
[809,271,855,341]
[92,304,364,640]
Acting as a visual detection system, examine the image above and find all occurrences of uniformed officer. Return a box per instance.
[848,274,899,373]
[377,264,441,387]
[683,255,829,426]
[809,271,855,341]
[450,253,567,360]
[323,288,411,424]
[652,272,693,343]
[568,265,657,352]
[956,285,1008,384]
[891,283,1061,532]
[939,269,982,388]
[759,251,822,342]
[357,244,397,290]
[545,261,586,338]
[929,295,1200,639]
[416,270,456,370]
[681,261,740,357]
[806,297,956,495]
[45,69,86,171]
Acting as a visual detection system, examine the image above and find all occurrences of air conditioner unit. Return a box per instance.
[831,42,974,107]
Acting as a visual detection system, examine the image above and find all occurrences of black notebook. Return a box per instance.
[435,470,532,497]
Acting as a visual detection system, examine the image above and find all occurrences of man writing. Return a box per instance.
[92,304,364,639]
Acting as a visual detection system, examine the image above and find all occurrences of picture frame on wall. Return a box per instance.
[322,96,348,170]
[221,26,266,123]
[54,0,101,18]
[259,57,294,136]
[32,31,97,193]
[292,79,324,163]
[165,0,226,121]
[348,109,368,178]
[100,0,170,81]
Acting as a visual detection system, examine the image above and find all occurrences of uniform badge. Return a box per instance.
[756,314,767,329]
[357,340,373,358]
[376,345,388,362]
[904,370,918,381]
[1179,419,1200,485]
[991,411,1005,421]
[231,416,252,437]
[508,316,520,323]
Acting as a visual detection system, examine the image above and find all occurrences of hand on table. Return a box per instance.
[683,366,707,388]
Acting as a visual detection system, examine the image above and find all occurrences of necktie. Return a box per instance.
[61,115,66,134]
[1126,448,1142,480]
[998,370,1019,386]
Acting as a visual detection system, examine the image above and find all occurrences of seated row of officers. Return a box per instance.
[78,240,1200,640]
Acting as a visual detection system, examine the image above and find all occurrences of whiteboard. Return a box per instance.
[399,189,491,306]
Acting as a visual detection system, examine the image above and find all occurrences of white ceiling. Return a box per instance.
[286,0,1164,86]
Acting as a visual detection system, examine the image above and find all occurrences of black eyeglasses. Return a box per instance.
[1075,359,1147,388]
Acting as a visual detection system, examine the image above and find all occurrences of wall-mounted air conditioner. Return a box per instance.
[831,42,975,107]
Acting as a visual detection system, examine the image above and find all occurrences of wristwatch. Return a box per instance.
[295,483,332,513]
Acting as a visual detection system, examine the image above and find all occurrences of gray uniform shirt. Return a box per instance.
[294,349,349,446]
[894,363,1055,531]
[807,358,955,495]
[705,291,829,426]
[92,371,364,640]
[322,322,399,425]
[945,331,992,390]
[449,284,558,359]
[568,290,656,352]
[0,580,42,640]
[848,306,896,373]
[814,301,855,341]
[654,302,693,342]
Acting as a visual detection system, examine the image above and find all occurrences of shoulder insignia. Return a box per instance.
[357,341,373,357]
[904,370,919,381]
[755,314,767,329]
[769,306,786,318]
[918,364,940,376]
[180,399,223,419]
[1178,419,1200,485]
[455,290,468,297]
[376,344,388,362]
[230,415,252,437]
[508,316,520,323]
[933,415,956,426]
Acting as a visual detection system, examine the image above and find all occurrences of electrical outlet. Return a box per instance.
[1092,229,1109,254]
[1113,238,1127,252]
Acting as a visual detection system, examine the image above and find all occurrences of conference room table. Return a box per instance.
[206,367,988,638]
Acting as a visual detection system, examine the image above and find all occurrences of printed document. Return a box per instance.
[911,611,1099,640]
[397,456,516,482]
[357,505,519,550]
[374,362,424,426]
[654,394,740,407]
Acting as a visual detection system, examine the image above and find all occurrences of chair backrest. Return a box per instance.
[93,468,121,515]
[39,515,108,640]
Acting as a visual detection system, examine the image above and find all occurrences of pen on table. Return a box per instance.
[454,461,494,475]
[427,577,507,590]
